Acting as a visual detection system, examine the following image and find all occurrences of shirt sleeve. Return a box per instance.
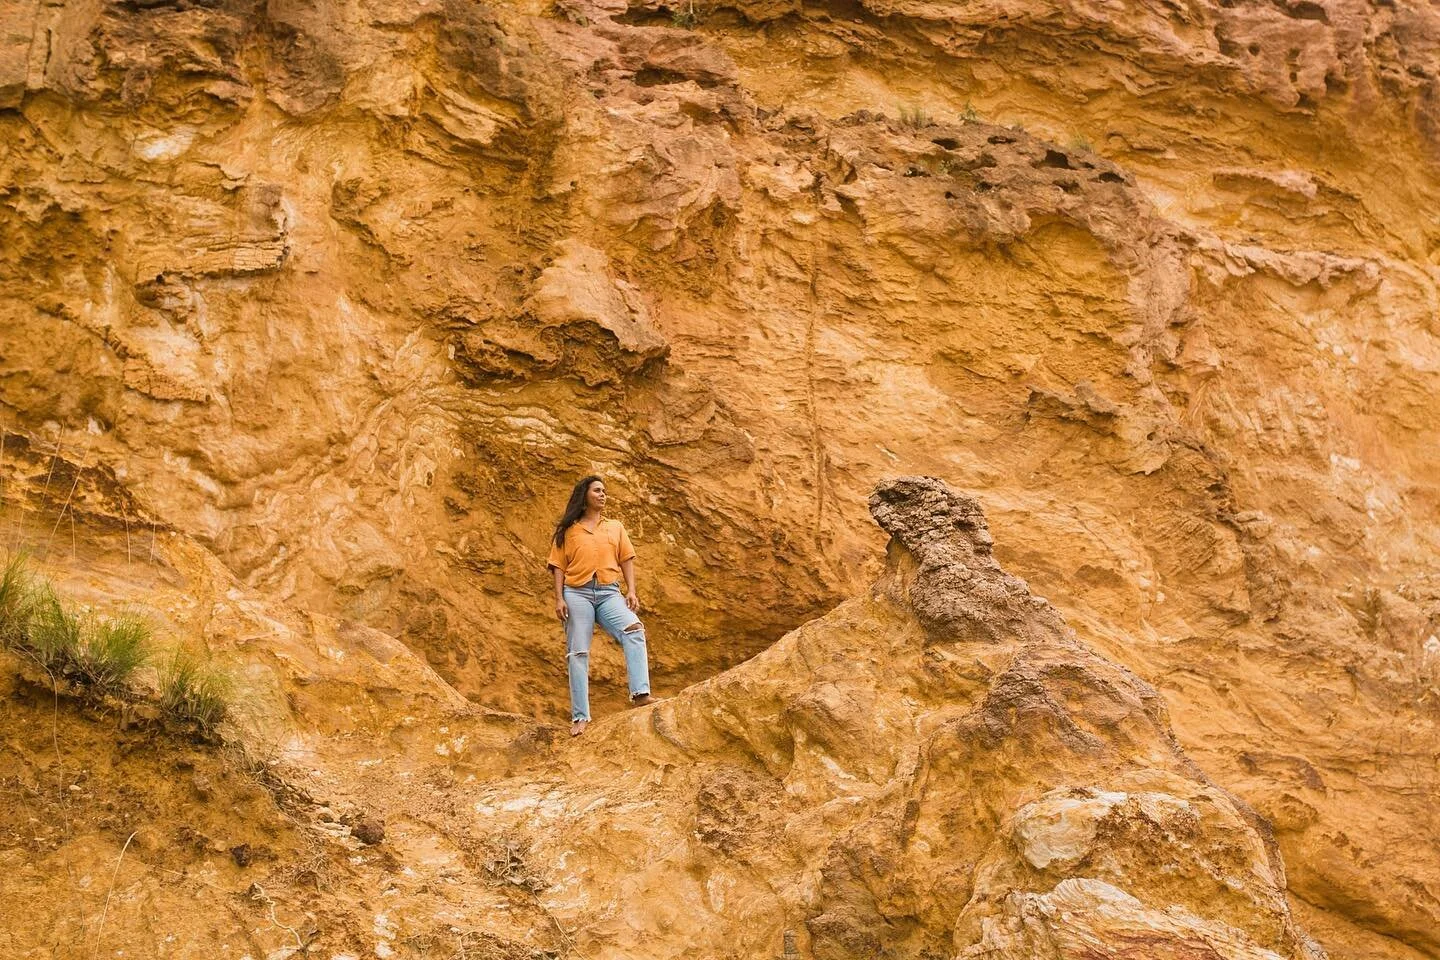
[546,535,566,571]
[616,523,636,563]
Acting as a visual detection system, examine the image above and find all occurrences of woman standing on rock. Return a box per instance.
[548,475,655,737]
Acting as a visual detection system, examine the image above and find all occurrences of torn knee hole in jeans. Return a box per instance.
[567,650,588,660]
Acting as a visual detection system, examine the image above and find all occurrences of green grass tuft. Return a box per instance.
[20,589,149,692]
[3,554,231,735]
[160,647,234,733]
[79,613,151,692]
[0,553,39,648]
[28,586,84,673]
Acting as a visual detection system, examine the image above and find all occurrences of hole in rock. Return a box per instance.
[633,67,691,87]
[614,7,681,26]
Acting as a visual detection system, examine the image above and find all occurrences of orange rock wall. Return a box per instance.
[2,1,1438,957]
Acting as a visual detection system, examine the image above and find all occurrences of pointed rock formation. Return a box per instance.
[440,478,1324,960]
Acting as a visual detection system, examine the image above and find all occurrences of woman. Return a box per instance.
[547,475,655,736]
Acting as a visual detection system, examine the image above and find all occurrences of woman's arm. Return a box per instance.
[553,566,569,622]
[621,557,639,612]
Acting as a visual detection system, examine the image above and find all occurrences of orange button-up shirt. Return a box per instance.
[547,518,636,587]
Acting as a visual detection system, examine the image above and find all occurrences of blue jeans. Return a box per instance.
[563,579,650,722]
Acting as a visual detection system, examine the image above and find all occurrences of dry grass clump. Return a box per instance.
[897,104,931,129]
[160,646,234,733]
[670,0,700,28]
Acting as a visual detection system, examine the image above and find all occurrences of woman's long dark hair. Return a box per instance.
[553,475,602,548]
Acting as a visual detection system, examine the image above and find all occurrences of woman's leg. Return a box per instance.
[594,585,651,700]
[564,586,597,722]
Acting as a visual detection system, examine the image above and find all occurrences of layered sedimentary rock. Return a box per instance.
[454,478,1326,959]
[2,1,1438,957]
[0,478,1328,960]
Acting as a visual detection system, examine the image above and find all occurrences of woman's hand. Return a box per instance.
[626,590,640,612]
[555,598,569,622]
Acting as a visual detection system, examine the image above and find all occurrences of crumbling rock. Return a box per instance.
[2,2,1438,958]
[870,476,1067,643]
[351,817,385,846]
[434,478,1325,960]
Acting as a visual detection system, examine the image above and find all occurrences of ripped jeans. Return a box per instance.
[563,578,650,722]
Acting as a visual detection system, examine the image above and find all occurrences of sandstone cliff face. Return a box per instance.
[0,479,1329,960]
[1,1,1438,957]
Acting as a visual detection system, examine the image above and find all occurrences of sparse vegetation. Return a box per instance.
[79,613,151,692]
[27,585,84,673]
[961,101,980,124]
[479,835,548,893]
[0,552,38,647]
[1068,133,1093,152]
[897,104,931,129]
[670,0,700,28]
[160,646,234,733]
[0,551,232,734]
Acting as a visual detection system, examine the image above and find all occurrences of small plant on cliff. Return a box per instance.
[671,0,700,28]
[16,577,149,692]
[2,557,233,738]
[78,613,151,692]
[897,104,931,130]
[1068,133,1093,153]
[0,553,39,647]
[160,647,233,734]
[27,586,84,673]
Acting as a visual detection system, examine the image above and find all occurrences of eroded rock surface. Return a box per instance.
[0,477,1330,960]
[2,1,1439,957]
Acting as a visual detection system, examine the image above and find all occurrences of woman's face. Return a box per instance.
[586,481,607,512]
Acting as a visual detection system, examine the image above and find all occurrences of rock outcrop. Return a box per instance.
[0,478,1327,960]
[2,1,1438,957]
[465,478,1325,960]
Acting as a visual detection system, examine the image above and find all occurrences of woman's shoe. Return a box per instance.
[570,719,589,737]
[630,693,658,707]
